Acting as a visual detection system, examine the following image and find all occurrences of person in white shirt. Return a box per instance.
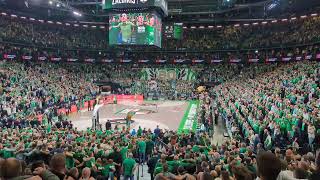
[308,123,316,149]
[92,100,104,130]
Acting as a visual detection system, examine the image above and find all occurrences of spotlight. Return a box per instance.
[73,11,82,17]
[56,3,60,7]
[49,1,53,5]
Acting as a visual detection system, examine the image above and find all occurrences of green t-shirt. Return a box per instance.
[100,163,115,176]
[137,141,146,153]
[120,147,128,160]
[118,22,134,42]
[85,158,95,168]
[66,156,75,169]
[3,149,15,158]
[123,158,136,176]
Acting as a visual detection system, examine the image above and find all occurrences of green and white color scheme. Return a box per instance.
[178,100,199,134]
[140,68,197,81]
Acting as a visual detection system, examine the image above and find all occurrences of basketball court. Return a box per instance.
[70,100,189,131]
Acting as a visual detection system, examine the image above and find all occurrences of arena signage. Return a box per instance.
[120,59,132,63]
[38,56,47,61]
[85,58,95,62]
[266,58,277,62]
[211,59,222,63]
[282,57,291,61]
[295,56,302,61]
[101,59,114,63]
[173,59,185,63]
[4,54,16,59]
[192,60,204,63]
[305,55,312,60]
[67,58,78,62]
[183,103,197,130]
[138,60,150,63]
[248,59,259,63]
[177,100,199,133]
[112,0,136,5]
[22,56,32,60]
[103,0,168,15]
[230,59,241,63]
[51,57,61,61]
[156,59,167,63]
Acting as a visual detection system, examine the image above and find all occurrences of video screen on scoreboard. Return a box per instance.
[164,23,183,40]
[109,12,162,47]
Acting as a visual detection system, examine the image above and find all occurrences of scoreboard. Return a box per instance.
[102,0,168,48]
[164,23,183,40]
[109,12,162,47]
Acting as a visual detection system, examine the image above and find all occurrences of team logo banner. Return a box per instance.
[140,68,197,81]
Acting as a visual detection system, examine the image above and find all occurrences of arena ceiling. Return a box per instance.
[0,0,320,23]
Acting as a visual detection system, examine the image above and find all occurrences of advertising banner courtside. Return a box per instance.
[178,100,199,134]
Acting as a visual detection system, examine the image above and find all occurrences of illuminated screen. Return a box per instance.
[109,12,162,47]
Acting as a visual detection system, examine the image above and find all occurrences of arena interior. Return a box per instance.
[0,0,320,180]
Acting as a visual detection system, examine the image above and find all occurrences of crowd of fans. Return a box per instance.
[0,59,318,180]
[164,16,320,50]
[0,8,320,180]
[1,13,320,51]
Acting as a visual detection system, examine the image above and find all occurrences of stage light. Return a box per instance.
[73,11,82,17]
[49,1,53,5]
[272,20,277,23]
[217,25,222,28]
[208,26,214,28]
[234,24,240,27]
[56,3,60,7]
[244,23,249,26]
[262,21,268,24]
[311,13,318,17]
[252,22,258,25]
[300,15,307,18]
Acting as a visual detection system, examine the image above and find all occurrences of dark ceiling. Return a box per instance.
[0,0,319,23]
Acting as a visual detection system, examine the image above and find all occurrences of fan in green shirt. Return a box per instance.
[113,14,135,44]
[146,17,155,45]
[137,140,146,154]
[123,154,136,176]
[120,146,128,160]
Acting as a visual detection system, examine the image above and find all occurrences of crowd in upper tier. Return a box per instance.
[1,14,320,51]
